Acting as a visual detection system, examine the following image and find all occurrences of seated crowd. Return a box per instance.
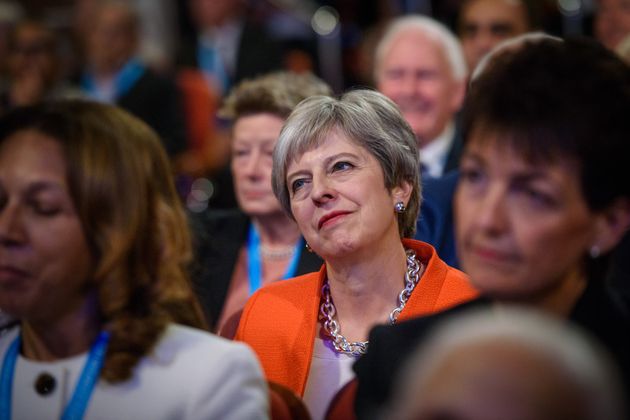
[1,0,630,419]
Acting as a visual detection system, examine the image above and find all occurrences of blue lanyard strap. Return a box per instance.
[247,224,303,294]
[81,59,145,102]
[0,331,110,420]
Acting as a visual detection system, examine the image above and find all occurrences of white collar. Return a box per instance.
[419,122,455,178]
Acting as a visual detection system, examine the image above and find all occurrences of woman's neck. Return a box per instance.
[500,269,588,318]
[20,295,101,361]
[324,239,410,341]
[251,213,301,246]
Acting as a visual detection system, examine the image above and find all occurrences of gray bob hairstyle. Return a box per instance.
[272,89,421,238]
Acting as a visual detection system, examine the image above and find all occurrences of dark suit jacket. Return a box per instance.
[189,209,322,330]
[116,69,188,157]
[443,127,464,174]
[353,280,630,420]
[415,170,459,268]
[177,20,283,87]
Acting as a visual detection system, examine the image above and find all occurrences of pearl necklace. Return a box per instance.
[319,249,424,356]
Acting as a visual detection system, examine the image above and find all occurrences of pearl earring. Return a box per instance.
[394,201,406,213]
[305,243,314,253]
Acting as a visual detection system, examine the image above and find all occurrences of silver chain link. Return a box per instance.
[319,249,425,356]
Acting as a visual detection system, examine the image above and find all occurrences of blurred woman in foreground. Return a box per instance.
[354,37,630,419]
[0,101,268,419]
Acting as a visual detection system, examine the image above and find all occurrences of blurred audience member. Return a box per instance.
[374,15,467,179]
[73,0,177,73]
[594,0,630,51]
[0,100,269,419]
[385,308,625,420]
[178,0,282,97]
[191,72,329,334]
[0,1,23,78]
[0,19,81,114]
[458,0,533,74]
[354,37,630,418]
[79,0,187,158]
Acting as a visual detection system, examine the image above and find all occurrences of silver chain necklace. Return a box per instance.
[319,249,425,356]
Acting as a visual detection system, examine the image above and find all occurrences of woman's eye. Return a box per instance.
[459,167,483,184]
[291,179,306,193]
[332,161,353,172]
[31,201,61,216]
[233,149,249,158]
[522,188,555,208]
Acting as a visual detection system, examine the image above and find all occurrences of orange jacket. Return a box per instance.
[235,239,478,396]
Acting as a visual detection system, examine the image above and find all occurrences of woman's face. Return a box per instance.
[286,130,409,259]
[231,113,285,218]
[0,130,93,323]
[455,130,600,302]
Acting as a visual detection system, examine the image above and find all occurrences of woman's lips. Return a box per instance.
[318,211,352,229]
[0,265,29,285]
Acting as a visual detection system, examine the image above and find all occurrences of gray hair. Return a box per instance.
[272,89,421,238]
[219,71,332,121]
[386,307,625,420]
[374,15,468,83]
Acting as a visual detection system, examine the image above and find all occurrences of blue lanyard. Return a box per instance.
[197,45,230,94]
[0,331,110,420]
[81,59,145,102]
[247,224,303,294]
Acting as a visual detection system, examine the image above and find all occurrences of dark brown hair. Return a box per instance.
[0,100,206,382]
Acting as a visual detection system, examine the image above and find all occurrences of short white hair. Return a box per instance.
[374,15,468,83]
[385,306,625,420]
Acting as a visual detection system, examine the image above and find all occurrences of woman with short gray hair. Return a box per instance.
[235,89,476,419]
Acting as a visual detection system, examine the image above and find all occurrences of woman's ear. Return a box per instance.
[592,198,630,255]
[391,180,413,207]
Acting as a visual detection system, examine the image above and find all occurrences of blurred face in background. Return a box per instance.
[8,22,58,87]
[86,4,138,74]
[595,0,630,50]
[459,0,530,73]
[189,0,242,29]
[377,29,465,148]
[455,128,602,305]
[231,113,285,218]
[0,130,93,324]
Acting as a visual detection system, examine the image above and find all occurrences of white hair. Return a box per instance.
[385,306,625,420]
[374,15,468,83]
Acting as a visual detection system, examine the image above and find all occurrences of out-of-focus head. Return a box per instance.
[188,0,245,29]
[0,101,199,366]
[458,0,532,73]
[273,89,420,247]
[374,16,467,148]
[387,307,625,420]
[456,38,630,303]
[6,19,59,87]
[594,0,630,51]
[85,0,139,74]
[220,72,331,218]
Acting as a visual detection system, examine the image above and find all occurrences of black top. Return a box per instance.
[189,209,322,330]
[353,280,630,420]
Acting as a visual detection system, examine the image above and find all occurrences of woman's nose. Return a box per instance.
[0,205,25,246]
[243,150,264,178]
[475,186,508,235]
[310,174,336,205]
